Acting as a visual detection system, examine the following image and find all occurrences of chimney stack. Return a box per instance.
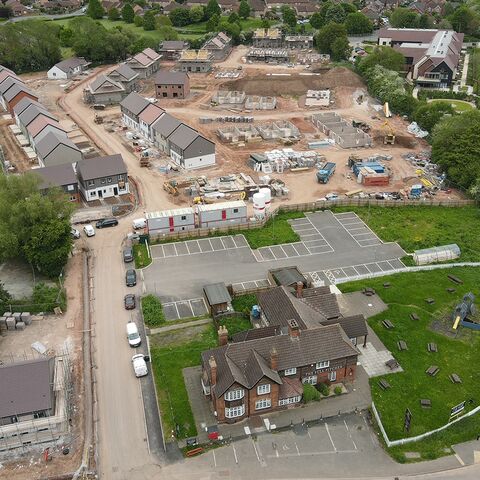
[270,347,278,371]
[288,319,300,339]
[209,355,217,385]
[296,281,304,298]
[218,325,228,346]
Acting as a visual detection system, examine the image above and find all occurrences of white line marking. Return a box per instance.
[219,237,227,249]
[173,242,178,256]
[185,241,191,254]
[352,232,374,237]
[173,302,180,320]
[295,442,300,456]
[187,300,195,317]
[307,429,312,439]
[252,439,261,463]
[268,450,358,458]
[325,423,336,452]
[212,449,217,467]
[343,419,349,431]
[208,238,214,250]
[352,439,357,450]
[301,233,321,237]
[232,443,238,464]
[291,243,300,256]
[279,245,288,257]
[455,453,465,466]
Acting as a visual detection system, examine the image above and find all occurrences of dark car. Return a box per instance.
[96,218,119,229]
[126,269,137,287]
[123,247,134,263]
[124,294,136,310]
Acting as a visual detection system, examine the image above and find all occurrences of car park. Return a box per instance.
[125,269,137,287]
[124,294,136,310]
[132,354,148,377]
[126,322,141,347]
[96,218,119,229]
[83,224,95,237]
[71,228,80,239]
[123,247,134,263]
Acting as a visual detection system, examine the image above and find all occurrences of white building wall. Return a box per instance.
[147,213,195,234]
[183,152,216,170]
[80,182,129,202]
[198,205,248,227]
[122,113,139,131]
[47,66,68,80]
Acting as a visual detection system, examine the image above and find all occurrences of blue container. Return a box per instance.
[251,305,261,319]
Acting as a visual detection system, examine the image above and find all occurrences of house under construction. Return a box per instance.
[217,125,261,144]
[211,90,246,105]
[312,113,372,148]
[177,50,213,73]
[245,95,277,110]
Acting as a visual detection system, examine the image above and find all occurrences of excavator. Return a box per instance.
[382,120,395,145]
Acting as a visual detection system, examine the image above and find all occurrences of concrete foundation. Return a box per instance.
[257,120,300,140]
[212,90,246,105]
[246,48,290,64]
[305,90,330,107]
[217,125,261,143]
[312,113,372,148]
[244,95,277,110]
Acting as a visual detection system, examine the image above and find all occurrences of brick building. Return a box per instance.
[154,71,190,99]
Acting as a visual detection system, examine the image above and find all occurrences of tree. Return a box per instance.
[0,282,11,313]
[0,5,13,18]
[315,22,348,56]
[324,4,346,24]
[0,174,74,278]
[389,7,418,28]
[228,11,239,24]
[108,7,120,21]
[340,2,356,14]
[431,110,480,190]
[345,12,373,34]
[450,6,479,35]
[122,3,134,23]
[205,0,221,18]
[363,65,405,105]
[206,13,220,32]
[220,20,241,44]
[331,36,351,61]
[86,0,105,20]
[190,5,204,23]
[414,101,455,132]
[238,0,250,20]
[417,13,434,29]
[169,8,191,27]
[261,18,270,29]
[310,12,323,30]
[357,46,404,75]
[158,25,179,40]
[134,15,143,27]
[389,93,418,117]
[281,5,297,29]
[143,10,156,30]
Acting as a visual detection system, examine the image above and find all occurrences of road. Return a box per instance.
[8,9,85,22]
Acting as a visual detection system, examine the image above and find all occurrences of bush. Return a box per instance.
[303,383,321,402]
[231,294,257,314]
[141,294,166,327]
[317,382,330,396]
[32,282,65,312]
[334,385,343,395]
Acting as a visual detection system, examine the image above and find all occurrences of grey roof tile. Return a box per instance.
[76,154,127,181]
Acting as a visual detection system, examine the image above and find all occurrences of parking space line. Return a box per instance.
[340,221,364,226]
[212,450,217,467]
[208,238,214,250]
[173,302,180,319]
[173,242,178,256]
[343,419,349,431]
[186,300,195,317]
[252,438,261,463]
[219,237,227,249]
[232,443,238,464]
[353,232,374,237]
[279,245,288,257]
[291,244,300,256]
[325,423,336,452]
[185,242,191,254]
[295,442,300,456]
[301,233,320,237]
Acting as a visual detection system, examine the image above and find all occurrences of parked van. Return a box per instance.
[132,218,146,230]
[126,322,141,347]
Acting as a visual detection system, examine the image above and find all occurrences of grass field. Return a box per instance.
[133,243,151,269]
[340,266,480,461]
[215,315,252,338]
[428,98,475,112]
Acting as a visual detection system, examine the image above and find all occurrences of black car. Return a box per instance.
[96,218,119,229]
[126,269,137,287]
[123,247,134,263]
[124,294,136,310]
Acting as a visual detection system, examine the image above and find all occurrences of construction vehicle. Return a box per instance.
[94,114,103,124]
[163,180,179,196]
[316,162,336,184]
[383,102,392,118]
[382,120,395,145]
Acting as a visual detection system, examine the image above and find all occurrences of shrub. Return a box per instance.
[303,383,321,402]
[317,382,330,396]
[32,282,65,312]
[334,385,343,395]
[141,294,166,327]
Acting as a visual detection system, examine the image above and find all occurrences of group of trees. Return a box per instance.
[310,2,373,35]
[0,175,74,278]
[315,23,351,61]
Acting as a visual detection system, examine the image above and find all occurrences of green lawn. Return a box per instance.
[141,294,165,327]
[216,315,252,338]
[133,243,151,269]
[340,267,480,461]
[150,325,217,439]
[232,293,257,314]
[428,98,475,112]
[332,206,480,262]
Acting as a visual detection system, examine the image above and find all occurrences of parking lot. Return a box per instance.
[334,212,382,247]
[162,297,209,320]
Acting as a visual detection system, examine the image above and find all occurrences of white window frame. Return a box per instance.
[225,404,245,418]
[284,367,297,376]
[279,396,301,406]
[255,398,271,410]
[257,384,271,395]
[316,360,330,370]
[224,389,244,401]
[302,375,317,385]
[328,371,337,382]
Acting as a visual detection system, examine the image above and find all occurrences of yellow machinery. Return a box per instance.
[382,120,395,145]
[163,180,179,196]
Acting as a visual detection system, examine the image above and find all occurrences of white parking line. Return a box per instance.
[185,242,191,254]
[252,438,261,463]
[212,450,217,467]
[208,238,214,250]
[295,442,300,456]
[301,233,321,237]
[279,245,288,257]
[219,237,227,249]
[291,244,300,256]
[174,302,180,319]
[353,232,376,237]
[325,423,336,452]
[173,242,178,256]
[343,419,349,431]
[232,443,238,464]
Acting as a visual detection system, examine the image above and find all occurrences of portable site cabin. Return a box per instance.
[146,207,195,235]
[196,200,247,228]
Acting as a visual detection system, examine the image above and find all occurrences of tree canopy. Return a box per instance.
[431,110,480,190]
[414,101,455,133]
[389,7,419,28]
[0,174,74,278]
[345,12,373,34]
[205,0,221,18]
[169,8,191,27]
[143,10,156,30]
[239,0,250,19]
[122,3,135,23]
[357,46,405,75]
[324,4,346,24]
[315,22,349,59]
[86,0,105,20]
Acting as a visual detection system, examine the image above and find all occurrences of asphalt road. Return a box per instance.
[8,9,85,22]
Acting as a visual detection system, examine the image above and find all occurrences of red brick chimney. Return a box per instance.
[288,319,300,339]
[209,356,217,385]
[296,281,304,298]
[270,347,278,370]
[218,325,228,346]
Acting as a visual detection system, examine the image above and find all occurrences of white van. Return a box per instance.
[126,322,141,347]
[132,218,146,230]
[132,354,148,377]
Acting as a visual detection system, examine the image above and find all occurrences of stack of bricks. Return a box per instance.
[0,311,31,333]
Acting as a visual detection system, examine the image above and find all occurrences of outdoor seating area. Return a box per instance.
[450,373,462,384]
[410,313,420,321]
[420,399,432,408]
[397,340,408,351]
[382,319,394,329]
[379,379,391,390]
[427,342,438,352]
[386,358,399,370]
[426,365,440,376]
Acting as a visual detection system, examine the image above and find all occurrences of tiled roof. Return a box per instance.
[76,154,127,181]
[320,315,368,339]
[52,57,88,74]
[231,325,282,343]
[27,115,61,138]
[18,104,56,127]
[160,40,186,50]
[119,92,150,116]
[4,83,35,102]
[151,113,182,137]
[110,64,138,82]
[0,76,22,94]
[13,97,45,117]
[143,47,161,61]
[279,376,303,398]
[138,103,165,125]
[89,75,124,94]
[35,163,77,189]
[154,70,188,86]
[301,287,341,320]
[35,132,78,159]
[204,283,231,305]
[167,124,199,150]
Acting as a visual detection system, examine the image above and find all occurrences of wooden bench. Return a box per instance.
[450,373,462,384]
[397,340,408,351]
[420,399,432,408]
[426,365,439,376]
[363,287,376,296]
[410,313,420,321]
[383,282,391,288]
[379,379,391,390]
[186,447,204,457]
[448,274,463,285]
[447,287,456,293]
[427,343,438,353]
[386,359,399,370]
[382,320,394,329]
[425,298,435,305]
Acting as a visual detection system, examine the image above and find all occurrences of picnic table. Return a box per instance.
[450,373,462,384]
[425,298,435,305]
[382,319,394,329]
[410,313,420,321]
[397,340,408,351]
[386,358,399,370]
[448,274,463,284]
[379,379,391,390]
[447,287,456,293]
[420,399,432,408]
[426,365,439,376]
[383,282,391,288]
[363,287,376,296]
[427,343,438,353]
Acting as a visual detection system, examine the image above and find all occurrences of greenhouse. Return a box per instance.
[413,244,461,265]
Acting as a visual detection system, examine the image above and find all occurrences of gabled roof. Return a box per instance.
[154,70,189,86]
[4,83,35,103]
[132,52,152,66]
[0,70,19,86]
[119,92,150,116]
[138,103,165,125]
[34,163,77,189]
[143,47,161,61]
[231,325,283,343]
[271,266,307,287]
[300,286,341,320]
[18,104,56,127]
[51,57,88,74]
[13,97,44,117]
[110,64,139,82]
[167,124,200,150]
[160,40,186,50]
[0,76,22,94]
[151,112,182,137]
[76,154,127,181]
[35,131,79,160]
[0,357,55,418]
[0,64,15,75]
[89,74,124,94]
[27,115,62,138]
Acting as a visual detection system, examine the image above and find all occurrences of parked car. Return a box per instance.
[96,218,119,229]
[83,224,95,237]
[71,228,80,239]
[126,321,141,347]
[123,247,134,263]
[125,269,137,287]
[124,294,136,310]
[132,218,146,230]
[132,354,148,377]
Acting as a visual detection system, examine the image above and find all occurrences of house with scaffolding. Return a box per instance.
[177,50,213,73]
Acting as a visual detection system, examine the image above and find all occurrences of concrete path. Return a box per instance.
[461,53,470,87]
[148,317,212,335]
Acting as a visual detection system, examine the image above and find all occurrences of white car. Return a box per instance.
[132,218,146,230]
[71,228,80,239]
[132,354,148,377]
[83,224,95,237]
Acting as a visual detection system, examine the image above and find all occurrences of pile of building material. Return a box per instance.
[245,95,277,110]
[246,48,290,64]
[0,312,31,333]
[402,151,445,189]
[211,90,246,105]
[256,121,300,141]
[201,116,254,124]
[305,90,331,107]
[297,53,330,65]
[217,125,261,144]
[250,148,324,173]
[215,71,240,79]
[407,121,428,138]
[351,158,390,186]
[312,113,372,149]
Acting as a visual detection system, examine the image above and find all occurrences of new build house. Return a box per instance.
[202,32,232,61]
[34,162,80,202]
[139,103,165,142]
[146,207,195,234]
[26,115,67,149]
[151,113,182,153]
[107,64,139,93]
[197,200,247,228]
[119,92,151,130]
[83,75,126,105]
[377,28,464,87]
[16,103,57,137]
[159,40,188,60]
[47,57,89,80]
[154,71,190,99]
[76,154,129,201]
[252,28,283,48]
[36,132,82,168]
[125,47,161,79]
[0,80,38,114]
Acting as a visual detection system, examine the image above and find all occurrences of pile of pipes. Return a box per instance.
[0,312,32,333]
[250,148,325,173]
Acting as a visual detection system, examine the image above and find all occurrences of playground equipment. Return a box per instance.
[452,292,477,330]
